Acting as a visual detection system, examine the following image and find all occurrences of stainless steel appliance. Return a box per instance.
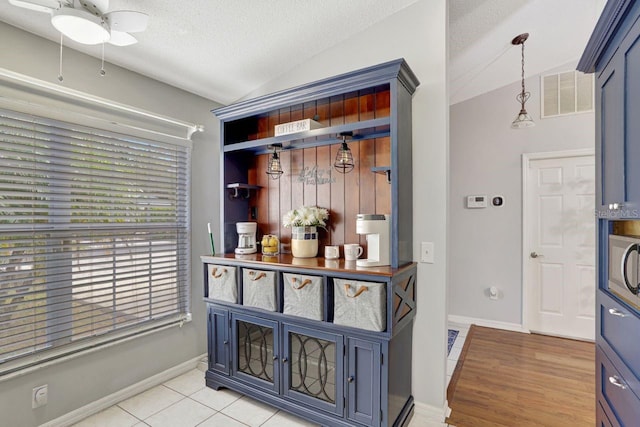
[235,222,257,255]
[608,234,640,309]
[355,214,390,267]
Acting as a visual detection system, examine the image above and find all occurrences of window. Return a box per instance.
[541,70,594,118]
[0,108,191,373]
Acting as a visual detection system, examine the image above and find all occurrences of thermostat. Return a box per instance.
[466,195,487,209]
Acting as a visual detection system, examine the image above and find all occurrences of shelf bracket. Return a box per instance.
[371,166,392,184]
[226,183,261,199]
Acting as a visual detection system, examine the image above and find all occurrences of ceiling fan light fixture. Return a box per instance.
[51,7,110,45]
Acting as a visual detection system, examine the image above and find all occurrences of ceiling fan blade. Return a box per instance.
[104,10,148,33]
[8,0,59,13]
[108,30,137,47]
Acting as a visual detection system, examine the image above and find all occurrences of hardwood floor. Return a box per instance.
[446,325,595,427]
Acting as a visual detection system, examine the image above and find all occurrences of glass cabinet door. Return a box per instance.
[231,313,279,394]
[283,324,344,415]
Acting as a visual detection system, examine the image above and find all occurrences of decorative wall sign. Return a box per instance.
[297,165,336,185]
[275,119,323,136]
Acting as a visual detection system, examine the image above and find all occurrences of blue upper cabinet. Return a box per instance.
[579,0,640,217]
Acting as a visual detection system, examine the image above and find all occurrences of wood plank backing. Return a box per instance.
[447,326,595,427]
[238,88,394,252]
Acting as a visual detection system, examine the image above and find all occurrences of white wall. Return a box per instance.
[245,0,449,414]
[449,62,594,326]
[0,22,220,427]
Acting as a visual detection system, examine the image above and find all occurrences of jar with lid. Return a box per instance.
[261,234,279,255]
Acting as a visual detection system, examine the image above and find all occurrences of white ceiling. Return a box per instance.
[449,0,607,105]
[0,0,607,106]
[0,0,420,104]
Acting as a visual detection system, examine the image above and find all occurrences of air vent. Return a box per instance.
[541,70,594,118]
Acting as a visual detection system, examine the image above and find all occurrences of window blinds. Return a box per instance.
[0,108,191,368]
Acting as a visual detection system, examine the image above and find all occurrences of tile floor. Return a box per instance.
[71,367,451,427]
[446,322,469,388]
[72,324,471,427]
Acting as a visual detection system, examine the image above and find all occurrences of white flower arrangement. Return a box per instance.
[282,206,329,229]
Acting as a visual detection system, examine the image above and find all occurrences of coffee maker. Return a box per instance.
[235,222,257,254]
[355,214,390,267]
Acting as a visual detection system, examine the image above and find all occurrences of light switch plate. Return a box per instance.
[421,242,434,263]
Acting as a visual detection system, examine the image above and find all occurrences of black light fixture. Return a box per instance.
[334,132,354,173]
[266,143,284,179]
[511,33,535,129]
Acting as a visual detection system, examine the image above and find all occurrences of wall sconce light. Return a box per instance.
[266,143,284,179]
[334,131,354,173]
[511,33,535,129]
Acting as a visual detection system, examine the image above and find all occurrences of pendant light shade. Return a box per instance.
[334,132,354,173]
[266,144,284,179]
[511,33,535,129]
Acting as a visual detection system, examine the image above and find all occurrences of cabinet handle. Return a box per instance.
[347,376,354,383]
[223,340,228,345]
[292,277,312,290]
[608,203,624,210]
[249,271,266,281]
[211,268,227,278]
[344,284,368,298]
[608,308,628,318]
[273,355,278,361]
[609,375,627,389]
[282,357,288,363]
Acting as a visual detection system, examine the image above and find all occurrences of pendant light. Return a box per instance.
[266,144,284,179]
[334,131,354,173]
[511,33,535,129]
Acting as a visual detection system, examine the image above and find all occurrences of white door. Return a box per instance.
[524,152,595,340]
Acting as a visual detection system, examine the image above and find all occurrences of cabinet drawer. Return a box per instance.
[283,273,323,321]
[598,291,640,386]
[242,268,277,312]
[334,279,386,332]
[597,346,640,426]
[598,399,618,427]
[206,264,238,303]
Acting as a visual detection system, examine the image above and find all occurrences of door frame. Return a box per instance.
[521,148,595,334]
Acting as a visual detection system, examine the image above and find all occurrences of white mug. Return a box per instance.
[324,245,339,259]
[343,243,363,261]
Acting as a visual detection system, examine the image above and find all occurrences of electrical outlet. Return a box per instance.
[32,384,48,409]
[421,242,434,263]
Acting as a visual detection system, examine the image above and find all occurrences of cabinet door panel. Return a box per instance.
[283,324,344,416]
[347,338,381,427]
[231,313,280,394]
[597,346,640,426]
[623,23,640,208]
[209,307,230,375]
[599,56,625,207]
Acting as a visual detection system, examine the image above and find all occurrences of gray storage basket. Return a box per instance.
[242,269,277,311]
[207,264,237,303]
[283,273,323,321]
[333,278,386,332]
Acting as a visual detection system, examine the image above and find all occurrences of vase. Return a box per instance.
[291,226,319,258]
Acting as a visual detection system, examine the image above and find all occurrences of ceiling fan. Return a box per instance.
[7,0,148,46]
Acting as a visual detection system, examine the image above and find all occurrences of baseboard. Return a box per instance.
[412,400,449,423]
[448,314,529,334]
[41,353,207,427]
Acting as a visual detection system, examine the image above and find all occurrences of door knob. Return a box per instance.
[530,252,543,259]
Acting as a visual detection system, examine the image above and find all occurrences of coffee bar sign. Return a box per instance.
[274,119,323,137]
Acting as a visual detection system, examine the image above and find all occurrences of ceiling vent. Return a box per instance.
[541,70,594,118]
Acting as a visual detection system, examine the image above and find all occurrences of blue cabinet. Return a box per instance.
[579,1,640,424]
[208,307,230,375]
[347,338,381,427]
[202,257,417,426]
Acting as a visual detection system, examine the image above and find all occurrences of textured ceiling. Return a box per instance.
[0,0,419,104]
[449,0,607,105]
[0,0,608,106]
